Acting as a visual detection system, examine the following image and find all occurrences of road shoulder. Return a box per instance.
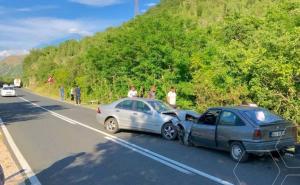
[0,132,25,185]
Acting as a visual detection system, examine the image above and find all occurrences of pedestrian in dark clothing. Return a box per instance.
[59,86,64,101]
[75,86,81,105]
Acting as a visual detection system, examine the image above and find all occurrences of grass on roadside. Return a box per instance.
[25,85,99,110]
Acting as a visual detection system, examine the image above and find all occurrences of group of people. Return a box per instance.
[127,85,177,108]
[59,86,81,105]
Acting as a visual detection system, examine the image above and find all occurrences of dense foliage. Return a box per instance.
[23,0,300,124]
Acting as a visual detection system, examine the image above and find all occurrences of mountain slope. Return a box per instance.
[23,0,300,123]
[0,55,25,78]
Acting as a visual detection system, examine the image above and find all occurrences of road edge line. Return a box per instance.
[0,118,42,185]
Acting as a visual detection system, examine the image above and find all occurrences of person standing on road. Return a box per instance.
[70,87,74,101]
[147,85,156,99]
[75,86,81,105]
[59,86,64,101]
[167,86,177,108]
[128,86,138,98]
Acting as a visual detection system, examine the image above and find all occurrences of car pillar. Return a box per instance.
[295,143,300,159]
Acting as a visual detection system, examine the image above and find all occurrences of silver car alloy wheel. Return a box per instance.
[232,145,243,160]
[164,125,176,139]
[107,119,116,131]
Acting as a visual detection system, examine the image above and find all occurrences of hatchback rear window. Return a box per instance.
[3,87,14,90]
[243,109,284,125]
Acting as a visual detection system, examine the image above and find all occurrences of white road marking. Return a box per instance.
[104,136,191,174]
[0,118,42,185]
[19,96,234,185]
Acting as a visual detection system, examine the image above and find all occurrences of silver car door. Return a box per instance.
[133,100,156,131]
[115,100,135,129]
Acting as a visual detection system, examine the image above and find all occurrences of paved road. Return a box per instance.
[0,89,299,185]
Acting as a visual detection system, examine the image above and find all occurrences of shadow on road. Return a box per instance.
[0,101,68,124]
[30,140,200,185]
[21,137,300,185]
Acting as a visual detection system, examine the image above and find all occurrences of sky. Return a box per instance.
[0,0,160,59]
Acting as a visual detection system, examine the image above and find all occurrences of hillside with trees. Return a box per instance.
[0,55,25,79]
[23,0,300,124]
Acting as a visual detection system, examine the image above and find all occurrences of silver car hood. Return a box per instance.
[160,111,180,123]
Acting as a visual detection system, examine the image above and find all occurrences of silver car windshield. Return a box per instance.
[147,101,172,113]
[243,109,284,125]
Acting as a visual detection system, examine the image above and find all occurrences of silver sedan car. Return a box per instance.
[96,98,181,140]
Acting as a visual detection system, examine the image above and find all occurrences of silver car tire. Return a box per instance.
[104,117,119,134]
[230,142,249,162]
[161,122,177,140]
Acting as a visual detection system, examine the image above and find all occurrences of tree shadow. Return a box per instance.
[29,139,199,185]
[0,101,68,124]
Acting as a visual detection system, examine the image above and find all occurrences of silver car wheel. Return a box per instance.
[104,117,119,134]
[162,123,177,140]
[107,119,116,131]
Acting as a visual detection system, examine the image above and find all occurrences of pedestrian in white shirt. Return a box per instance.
[167,87,177,108]
[128,86,138,98]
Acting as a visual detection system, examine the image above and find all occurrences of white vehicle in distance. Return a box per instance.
[1,85,16,97]
[14,78,21,88]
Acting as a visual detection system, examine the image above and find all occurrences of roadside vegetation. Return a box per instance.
[23,0,300,125]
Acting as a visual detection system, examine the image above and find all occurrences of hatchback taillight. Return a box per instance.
[253,129,262,140]
[97,107,101,114]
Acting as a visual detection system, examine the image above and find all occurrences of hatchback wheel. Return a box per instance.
[162,122,177,140]
[230,142,249,162]
[104,117,119,134]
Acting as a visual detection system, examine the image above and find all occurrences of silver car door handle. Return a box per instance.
[116,110,120,112]
[133,112,138,115]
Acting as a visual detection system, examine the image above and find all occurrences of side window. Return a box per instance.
[116,100,133,110]
[219,111,244,126]
[135,101,151,113]
[199,110,220,125]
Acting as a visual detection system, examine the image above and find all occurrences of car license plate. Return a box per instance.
[270,131,285,137]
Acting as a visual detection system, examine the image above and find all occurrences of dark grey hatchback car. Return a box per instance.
[177,106,297,162]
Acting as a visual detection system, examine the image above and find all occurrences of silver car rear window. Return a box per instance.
[243,109,284,125]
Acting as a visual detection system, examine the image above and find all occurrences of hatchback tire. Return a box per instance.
[230,142,249,162]
[162,122,177,140]
[104,117,119,134]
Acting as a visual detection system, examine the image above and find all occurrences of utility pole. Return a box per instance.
[134,0,139,16]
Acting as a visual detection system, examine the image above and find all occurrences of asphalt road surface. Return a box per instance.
[0,89,299,185]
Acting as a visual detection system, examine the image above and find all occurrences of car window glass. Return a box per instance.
[219,111,244,126]
[135,101,151,113]
[199,110,220,125]
[3,87,14,90]
[116,100,133,110]
[243,109,283,125]
[147,100,172,113]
